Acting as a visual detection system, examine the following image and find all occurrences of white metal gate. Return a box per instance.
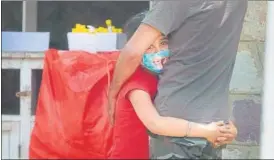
[2,52,44,159]
[2,122,20,159]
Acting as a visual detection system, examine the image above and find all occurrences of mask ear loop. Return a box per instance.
[140,56,145,68]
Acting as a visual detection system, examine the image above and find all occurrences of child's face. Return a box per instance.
[145,36,168,53]
[144,36,169,70]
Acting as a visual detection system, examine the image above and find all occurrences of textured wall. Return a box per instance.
[223,1,266,159]
[240,1,266,65]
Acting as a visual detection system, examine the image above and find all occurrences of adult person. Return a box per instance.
[108,1,248,159]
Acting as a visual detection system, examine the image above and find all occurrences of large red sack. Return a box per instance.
[29,49,118,159]
[29,49,158,159]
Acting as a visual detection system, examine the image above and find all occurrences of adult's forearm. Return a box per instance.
[109,47,142,98]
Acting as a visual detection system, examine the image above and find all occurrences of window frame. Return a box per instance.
[21,1,152,32]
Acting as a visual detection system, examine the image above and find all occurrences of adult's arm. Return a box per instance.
[108,24,161,102]
[108,1,193,123]
[128,89,232,143]
[107,24,161,124]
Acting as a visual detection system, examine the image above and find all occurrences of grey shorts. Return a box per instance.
[150,136,224,159]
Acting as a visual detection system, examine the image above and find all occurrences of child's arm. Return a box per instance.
[128,89,231,144]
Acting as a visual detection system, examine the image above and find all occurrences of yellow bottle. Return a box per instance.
[105,19,112,32]
[72,28,77,32]
[94,28,100,33]
[97,26,104,33]
[111,26,117,33]
[103,28,108,33]
[72,24,89,33]
[117,28,123,33]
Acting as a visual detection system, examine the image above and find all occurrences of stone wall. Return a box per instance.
[223,1,266,159]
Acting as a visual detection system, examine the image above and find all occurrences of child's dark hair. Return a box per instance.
[123,11,148,39]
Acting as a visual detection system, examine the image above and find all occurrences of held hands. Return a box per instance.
[204,121,237,147]
[215,121,237,147]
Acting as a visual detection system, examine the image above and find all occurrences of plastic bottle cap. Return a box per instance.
[106,19,112,26]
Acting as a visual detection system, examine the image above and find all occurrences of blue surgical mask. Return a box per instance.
[141,49,170,74]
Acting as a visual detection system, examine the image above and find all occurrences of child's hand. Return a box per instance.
[203,121,226,145]
[214,121,237,147]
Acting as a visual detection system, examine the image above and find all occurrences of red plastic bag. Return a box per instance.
[29,49,118,159]
[29,49,158,159]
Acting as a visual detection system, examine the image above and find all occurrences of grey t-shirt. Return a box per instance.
[143,0,247,123]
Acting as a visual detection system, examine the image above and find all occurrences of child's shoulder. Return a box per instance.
[123,66,158,95]
[133,66,158,82]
